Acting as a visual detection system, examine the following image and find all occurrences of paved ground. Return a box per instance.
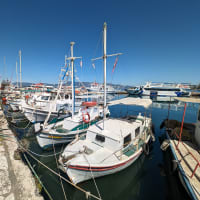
[0,111,43,200]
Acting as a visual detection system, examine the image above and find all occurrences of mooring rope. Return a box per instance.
[20,143,102,200]
[83,154,102,200]
[8,119,32,130]
[23,153,54,200]
[52,139,68,200]
[0,135,102,200]
[0,109,102,199]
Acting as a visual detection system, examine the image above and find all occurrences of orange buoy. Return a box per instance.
[81,101,97,107]
[75,90,80,94]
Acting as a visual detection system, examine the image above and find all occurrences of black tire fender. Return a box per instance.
[143,143,150,156]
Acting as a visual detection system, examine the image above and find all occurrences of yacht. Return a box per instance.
[142,82,191,97]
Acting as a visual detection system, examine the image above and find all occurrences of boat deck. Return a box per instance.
[171,139,200,199]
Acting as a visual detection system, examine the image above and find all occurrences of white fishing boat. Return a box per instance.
[87,82,99,92]
[36,102,110,149]
[21,92,72,123]
[36,42,110,149]
[142,82,191,97]
[98,84,116,94]
[87,82,116,94]
[59,97,153,184]
[58,23,155,184]
[125,86,143,95]
[21,64,92,123]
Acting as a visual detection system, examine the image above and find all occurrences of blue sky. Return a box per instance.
[0,0,200,86]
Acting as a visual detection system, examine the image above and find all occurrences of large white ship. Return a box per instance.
[141,82,191,97]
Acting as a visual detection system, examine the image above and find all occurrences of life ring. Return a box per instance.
[81,101,97,107]
[143,143,150,156]
[82,112,90,123]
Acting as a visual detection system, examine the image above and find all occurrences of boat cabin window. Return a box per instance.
[49,96,55,100]
[135,127,140,137]
[41,96,49,100]
[124,134,131,147]
[144,88,180,92]
[95,134,105,143]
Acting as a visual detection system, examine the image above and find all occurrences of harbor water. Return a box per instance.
[5,95,199,200]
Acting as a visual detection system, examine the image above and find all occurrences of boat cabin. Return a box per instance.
[86,117,145,152]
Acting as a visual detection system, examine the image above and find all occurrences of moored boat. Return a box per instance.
[142,82,191,97]
[36,42,110,149]
[58,23,155,184]
[36,103,109,149]
[160,97,200,200]
[58,98,154,184]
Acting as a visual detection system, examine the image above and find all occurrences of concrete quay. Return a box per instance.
[0,111,43,200]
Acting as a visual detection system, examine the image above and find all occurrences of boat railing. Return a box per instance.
[172,129,200,178]
[171,102,200,179]
[106,130,148,162]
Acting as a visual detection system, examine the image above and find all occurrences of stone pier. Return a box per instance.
[0,111,43,200]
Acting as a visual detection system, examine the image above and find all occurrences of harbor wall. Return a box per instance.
[0,110,43,200]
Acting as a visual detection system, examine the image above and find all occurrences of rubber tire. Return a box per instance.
[143,143,150,156]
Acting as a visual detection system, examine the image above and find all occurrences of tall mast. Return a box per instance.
[71,42,75,118]
[92,22,122,127]
[66,42,82,118]
[103,22,107,119]
[19,50,22,88]
[16,61,18,88]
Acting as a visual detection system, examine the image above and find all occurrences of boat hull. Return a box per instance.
[63,134,152,184]
[166,133,199,200]
[36,130,86,150]
[142,90,190,97]
[66,148,143,184]
[22,107,70,123]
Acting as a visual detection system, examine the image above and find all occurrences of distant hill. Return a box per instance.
[12,82,130,90]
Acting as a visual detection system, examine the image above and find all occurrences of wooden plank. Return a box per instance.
[171,139,200,199]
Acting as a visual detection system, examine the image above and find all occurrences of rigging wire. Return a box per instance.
[52,138,68,200]
[92,30,103,83]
